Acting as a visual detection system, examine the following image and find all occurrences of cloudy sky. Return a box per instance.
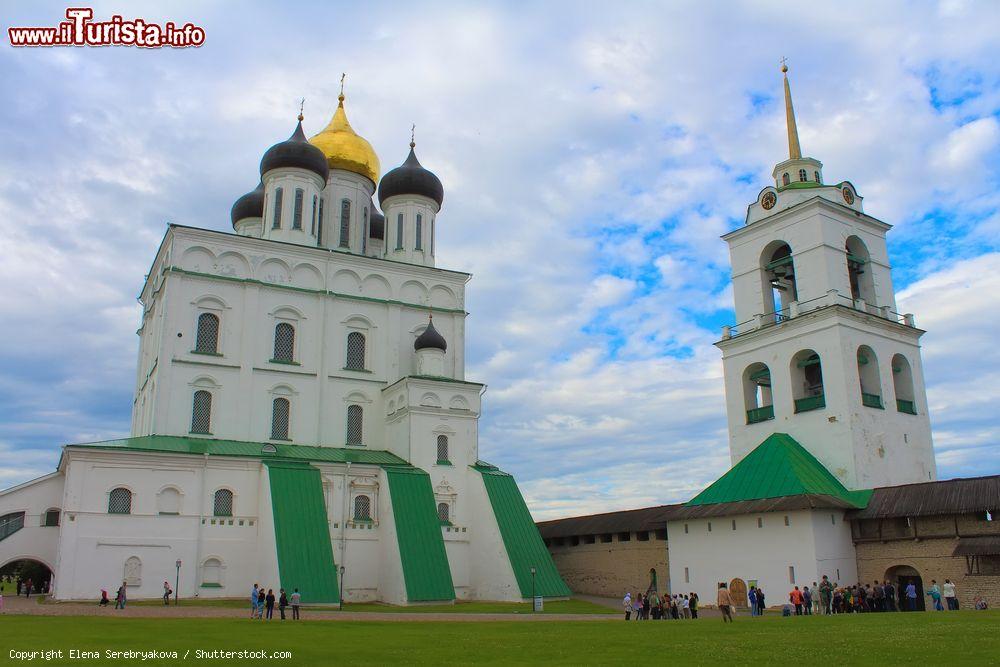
[1,1,998,519]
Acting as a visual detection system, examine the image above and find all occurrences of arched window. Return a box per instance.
[42,508,60,527]
[345,331,366,370]
[742,363,774,423]
[272,187,283,229]
[791,350,825,413]
[272,322,295,363]
[813,170,821,183]
[415,213,423,250]
[761,242,797,320]
[346,404,363,445]
[124,556,142,586]
[353,495,371,521]
[311,195,318,235]
[271,397,290,440]
[857,346,883,409]
[202,558,222,586]
[191,390,212,434]
[782,172,790,186]
[213,489,233,517]
[157,487,181,515]
[108,487,132,514]
[437,502,450,523]
[195,313,220,354]
[396,214,404,250]
[798,168,808,182]
[339,199,351,248]
[292,188,304,230]
[892,354,917,414]
[437,435,450,463]
[846,236,876,305]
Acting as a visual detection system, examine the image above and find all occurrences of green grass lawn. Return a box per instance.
[1,611,997,665]
[125,597,610,614]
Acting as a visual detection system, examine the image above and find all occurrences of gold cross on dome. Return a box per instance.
[340,73,346,96]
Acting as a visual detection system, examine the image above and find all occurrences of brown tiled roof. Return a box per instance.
[845,475,1000,520]
[952,536,1000,557]
[535,504,682,539]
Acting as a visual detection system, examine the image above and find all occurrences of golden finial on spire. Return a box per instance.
[410,123,416,148]
[781,58,802,159]
[298,98,305,122]
[339,73,346,103]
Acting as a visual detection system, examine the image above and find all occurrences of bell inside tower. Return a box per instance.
[762,242,798,319]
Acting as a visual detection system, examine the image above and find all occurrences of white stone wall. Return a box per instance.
[381,194,440,268]
[0,472,64,575]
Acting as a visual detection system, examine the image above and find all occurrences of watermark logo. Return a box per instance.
[8,7,205,48]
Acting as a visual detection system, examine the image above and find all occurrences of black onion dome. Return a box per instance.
[414,317,447,352]
[378,144,444,208]
[231,181,264,227]
[369,202,385,240]
[260,120,330,182]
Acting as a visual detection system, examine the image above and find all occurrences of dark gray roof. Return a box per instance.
[377,144,444,208]
[845,475,1000,520]
[952,536,1000,557]
[536,505,682,539]
[260,120,329,182]
[231,181,264,226]
[414,318,447,352]
[668,494,857,520]
[369,202,385,240]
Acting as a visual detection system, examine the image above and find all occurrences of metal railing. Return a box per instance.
[746,405,775,424]
[794,394,826,413]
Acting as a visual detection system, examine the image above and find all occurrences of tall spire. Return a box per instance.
[781,59,802,160]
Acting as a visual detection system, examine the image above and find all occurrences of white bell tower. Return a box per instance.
[716,64,937,491]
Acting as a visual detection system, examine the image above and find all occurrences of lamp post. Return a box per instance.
[338,565,346,611]
[174,560,181,605]
[530,567,537,612]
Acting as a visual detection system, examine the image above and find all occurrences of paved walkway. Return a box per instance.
[0,595,620,622]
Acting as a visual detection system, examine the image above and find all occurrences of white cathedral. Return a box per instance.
[0,91,570,604]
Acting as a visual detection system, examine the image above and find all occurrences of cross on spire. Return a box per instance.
[410,123,416,148]
[339,73,346,98]
[780,56,788,72]
[298,97,305,122]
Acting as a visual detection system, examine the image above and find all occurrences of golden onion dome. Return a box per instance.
[308,95,380,184]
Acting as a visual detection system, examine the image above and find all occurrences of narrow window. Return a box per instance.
[707,522,712,532]
[437,434,449,463]
[684,567,690,583]
[353,495,371,521]
[213,489,233,517]
[415,213,423,250]
[345,331,366,370]
[798,168,807,182]
[43,509,60,527]
[396,214,404,250]
[813,170,821,183]
[789,566,796,584]
[731,519,737,531]
[292,188,304,229]
[339,199,351,248]
[272,187,283,229]
[195,313,220,354]
[831,514,836,525]
[272,322,295,363]
[108,487,132,514]
[317,198,324,245]
[437,502,450,523]
[430,217,435,256]
[757,517,763,528]
[346,404,363,445]
[684,523,689,534]
[191,390,212,434]
[784,515,790,526]
[311,195,318,235]
[362,207,369,254]
[782,172,790,186]
[271,397,290,440]
[892,354,917,415]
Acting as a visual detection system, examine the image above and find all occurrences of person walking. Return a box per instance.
[819,576,833,615]
[623,592,633,621]
[256,587,266,619]
[943,580,958,610]
[24,578,33,599]
[250,584,259,619]
[290,588,301,620]
[99,589,109,607]
[748,587,758,616]
[904,581,917,611]
[163,581,171,606]
[717,583,734,623]
[116,582,127,609]
[689,592,699,619]
[802,586,813,615]
[789,586,803,615]
[927,580,943,611]
[265,589,275,620]
[278,589,288,620]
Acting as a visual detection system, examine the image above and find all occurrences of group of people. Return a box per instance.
[781,576,970,615]
[623,591,699,620]
[250,583,301,620]
[98,581,129,608]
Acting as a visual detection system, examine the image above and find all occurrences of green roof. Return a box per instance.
[474,465,571,599]
[686,433,872,508]
[265,462,340,603]
[384,467,455,602]
[66,435,408,466]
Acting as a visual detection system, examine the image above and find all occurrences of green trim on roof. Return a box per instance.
[474,467,571,598]
[384,467,455,602]
[265,461,339,603]
[777,181,822,191]
[686,433,871,508]
[65,435,408,466]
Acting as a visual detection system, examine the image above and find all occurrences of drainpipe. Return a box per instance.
[340,461,351,599]
[193,452,208,596]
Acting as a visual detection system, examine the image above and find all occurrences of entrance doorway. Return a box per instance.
[730,578,748,608]
[0,558,54,597]
[886,565,924,611]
